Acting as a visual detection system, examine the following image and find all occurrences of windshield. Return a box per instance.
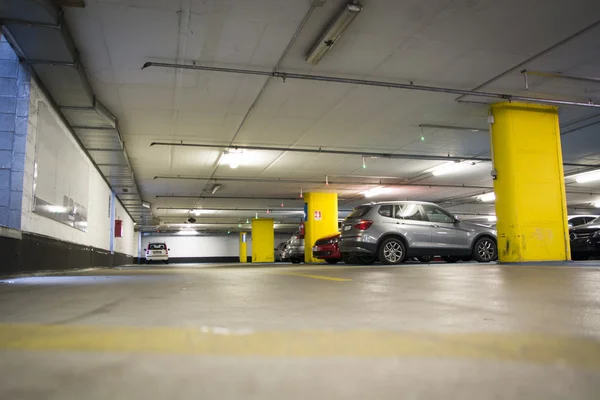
[149,243,166,250]
[590,217,600,225]
[347,205,371,219]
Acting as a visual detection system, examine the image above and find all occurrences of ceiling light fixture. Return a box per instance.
[211,184,221,194]
[219,149,246,169]
[427,161,474,176]
[300,188,303,198]
[593,201,600,208]
[362,156,366,169]
[575,169,600,184]
[477,192,496,202]
[361,187,392,198]
[192,209,213,216]
[305,1,363,65]
[142,201,151,209]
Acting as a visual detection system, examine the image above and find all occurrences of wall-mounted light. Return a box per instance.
[427,161,474,176]
[305,1,363,65]
[574,169,600,184]
[476,192,496,202]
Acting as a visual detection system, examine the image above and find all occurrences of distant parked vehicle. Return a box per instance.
[312,233,342,264]
[287,231,305,264]
[570,216,600,260]
[145,242,169,264]
[339,201,498,265]
[568,215,597,228]
[274,242,289,262]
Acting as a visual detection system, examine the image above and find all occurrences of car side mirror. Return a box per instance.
[168,248,171,251]
[453,216,460,223]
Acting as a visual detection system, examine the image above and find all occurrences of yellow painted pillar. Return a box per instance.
[251,219,274,263]
[304,192,338,263]
[490,101,570,262]
[239,232,248,263]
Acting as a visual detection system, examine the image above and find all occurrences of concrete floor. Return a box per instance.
[1,262,600,399]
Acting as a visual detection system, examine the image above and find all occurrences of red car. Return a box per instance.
[312,233,342,264]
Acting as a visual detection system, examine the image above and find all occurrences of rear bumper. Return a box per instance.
[338,237,377,255]
[146,255,168,261]
[288,247,305,258]
[570,238,600,255]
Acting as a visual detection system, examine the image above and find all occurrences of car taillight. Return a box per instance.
[354,220,373,231]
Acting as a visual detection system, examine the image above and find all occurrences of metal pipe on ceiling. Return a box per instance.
[522,69,600,85]
[455,19,600,101]
[149,141,598,169]
[155,195,304,201]
[142,61,600,108]
[153,175,494,190]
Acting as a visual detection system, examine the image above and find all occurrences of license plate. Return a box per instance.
[343,225,351,231]
[153,251,161,255]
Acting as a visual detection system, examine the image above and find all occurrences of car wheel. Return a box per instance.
[416,256,432,263]
[572,254,589,261]
[325,259,339,265]
[165,260,169,264]
[357,255,376,265]
[472,237,498,262]
[378,238,406,265]
[291,258,301,264]
[441,256,461,263]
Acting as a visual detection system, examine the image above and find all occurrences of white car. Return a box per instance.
[145,242,169,264]
[568,215,597,228]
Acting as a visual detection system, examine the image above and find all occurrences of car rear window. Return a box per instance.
[149,243,166,250]
[347,205,371,219]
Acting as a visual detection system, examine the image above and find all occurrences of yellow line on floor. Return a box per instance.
[272,272,352,281]
[1,324,600,369]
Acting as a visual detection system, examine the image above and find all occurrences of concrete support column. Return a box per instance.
[251,219,274,263]
[304,192,338,263]
[0,35,29,230]
[490,102,570,262]
[239,232,248,263]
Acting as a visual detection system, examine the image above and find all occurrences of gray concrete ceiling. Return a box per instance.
[53,0,600,228]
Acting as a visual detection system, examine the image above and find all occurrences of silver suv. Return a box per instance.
[339,201,497,265]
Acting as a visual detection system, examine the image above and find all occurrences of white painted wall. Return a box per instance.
[21,78,137,256]
[142,233,292,258]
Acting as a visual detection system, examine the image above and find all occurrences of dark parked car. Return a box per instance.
[312,233,342,264]
[339,201,498,265]
[570,217,600,260]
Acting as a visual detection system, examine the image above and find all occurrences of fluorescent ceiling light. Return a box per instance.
[219,149,246,169]
[361,186,392,198]
[427,161,474,176]
[575,169,600,184]
[477,192,496,202]
[305,1,363,65]
[142,201,151,209]
[487,215,497,222]
[211,184,221,194]
[176,230,199,235]
[191,209,213,216]
[593,201,600,208]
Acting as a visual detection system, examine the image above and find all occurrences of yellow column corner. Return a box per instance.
[251,219,274,263]
[304,192,339,263]
[490,101,570,262]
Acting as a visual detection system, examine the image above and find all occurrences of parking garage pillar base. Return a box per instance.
[304,192,338,263]
[251,219,274,263]
[239,232,248,263]
[490,101,570,262]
